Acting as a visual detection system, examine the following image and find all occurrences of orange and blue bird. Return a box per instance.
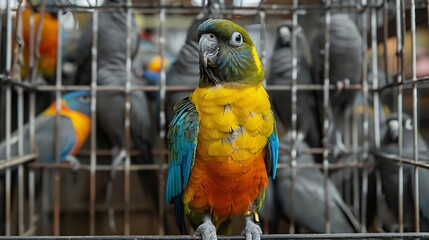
[21,0,62,81]
[0,91,91,169]
[166,19,278,240]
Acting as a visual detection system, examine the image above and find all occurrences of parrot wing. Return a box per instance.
[0,114,77,175]
[33,114,77,163]
[411,134,429,222]
[166,97,199,232]
[417,165,429,222]
[166,97,200,201]
[265,120,279,179]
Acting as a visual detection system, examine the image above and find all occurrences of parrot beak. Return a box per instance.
[199,33,219,68]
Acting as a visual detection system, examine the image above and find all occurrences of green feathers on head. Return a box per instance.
[197,18,264,87]
[198,19,255,47]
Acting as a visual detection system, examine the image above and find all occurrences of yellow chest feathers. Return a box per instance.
[190,84,274,161]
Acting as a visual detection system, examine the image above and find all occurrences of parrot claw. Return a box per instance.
[195,216,217,240]
[111,148,126,179]
[66,155,81,171]
[242,215,262,240]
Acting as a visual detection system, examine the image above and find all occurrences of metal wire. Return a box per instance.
[123,0,133,234]
[4,0,13,235]
[89,3,99,235]
[395,0,405,233]
[1,232,429,239]
[322,1,331,233]
[410,0,420,233]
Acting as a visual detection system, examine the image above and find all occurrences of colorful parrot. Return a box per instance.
[166,19,279,240]
[21,0,63,81]
[142,55,171,87]
[141,54,171,103]
[0,90,90,235]
[0,90,91,169]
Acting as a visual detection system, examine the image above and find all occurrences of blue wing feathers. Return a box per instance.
[267,120,279,179]
[166,98,199,204]
[59,136,76,162]
[174,196,186,234]
[183,148,194,189]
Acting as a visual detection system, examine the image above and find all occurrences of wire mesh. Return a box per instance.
[0,0,428,239]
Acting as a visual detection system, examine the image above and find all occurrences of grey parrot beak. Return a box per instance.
[199,33,219,68]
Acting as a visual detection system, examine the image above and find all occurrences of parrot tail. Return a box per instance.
[174,196,187,234]
[335,192,362,232]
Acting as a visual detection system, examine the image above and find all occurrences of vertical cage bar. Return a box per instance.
[370,2,381,160]
[395,0,405,233]
[89,7,99,236]
[14,0,25,234]
[382,0,389,87]
[157,4,166,235]
[28,6,37,235]
[124,0,133,234]
[360,0,369,233]
[31,0,47,234]
[28,170,35,234]
[4,0,13,235]
[288,0,299,234]
[371,1,382,232]
[410,0,420,233]
[323,2,331,234]
[53,8,64,236]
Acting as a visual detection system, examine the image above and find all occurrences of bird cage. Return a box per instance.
[0,0,429,239]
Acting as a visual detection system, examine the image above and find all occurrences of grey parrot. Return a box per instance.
[260,133,361,233]
[309,13,363,158]
[71,0,155,231]
[267,22,321,148]
[376,112,429,232]
[165,0,223,124]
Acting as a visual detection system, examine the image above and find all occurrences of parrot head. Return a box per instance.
[277,24,292,48]
[197,18,264,87]
[62,91,91,116]
[384,113,413,143]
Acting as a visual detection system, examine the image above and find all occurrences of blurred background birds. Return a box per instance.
[260,133,360,234]
[309,13,363,160]
[69,0,156,232]
[0,91,91,235]
[375,113,429,232]
[267,21,321,149]
[0,90,91,169]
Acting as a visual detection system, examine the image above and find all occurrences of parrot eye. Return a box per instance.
[79,95,90,104]
[230,32,243,47]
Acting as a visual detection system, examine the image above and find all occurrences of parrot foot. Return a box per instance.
[66,155,80,170]
[195,215,217,240]
[242,214,262,240]
[110,148,126,179]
